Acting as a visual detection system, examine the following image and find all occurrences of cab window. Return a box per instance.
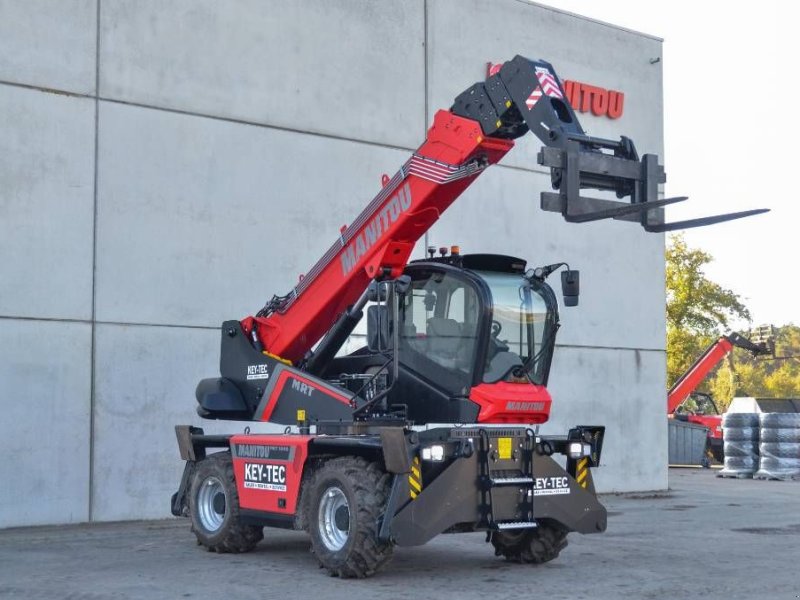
[399,270,480,393]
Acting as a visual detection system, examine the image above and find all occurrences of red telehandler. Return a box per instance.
[170,55,766,577]
[668,332,773,461]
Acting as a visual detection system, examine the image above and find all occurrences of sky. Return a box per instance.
[539,0,799,327]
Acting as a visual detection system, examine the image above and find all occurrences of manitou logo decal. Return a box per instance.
[340,183,412,276]
[487,63,625,120]
[244,463,287,492]
[235,444,292,461]
[506,401,546,412]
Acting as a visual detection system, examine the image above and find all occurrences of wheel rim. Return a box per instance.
[318,486,350,551]
[197,476,226,532]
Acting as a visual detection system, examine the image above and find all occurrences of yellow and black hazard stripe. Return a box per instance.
[408,456,422,499]
[575,457,590,489]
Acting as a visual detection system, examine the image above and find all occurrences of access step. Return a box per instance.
[489,476,534,486]
[494,521,538,531]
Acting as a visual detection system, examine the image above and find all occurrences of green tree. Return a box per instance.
[666,235,800,409]
[666,234,751,390]
[709,325,800,406]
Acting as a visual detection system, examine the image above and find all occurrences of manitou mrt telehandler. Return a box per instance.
[171,55,765,577]
[669,332,774,462]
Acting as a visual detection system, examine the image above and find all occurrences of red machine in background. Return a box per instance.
[668,331,774,460]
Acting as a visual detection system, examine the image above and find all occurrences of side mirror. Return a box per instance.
[561,270,579,307]
[367,305,390,352]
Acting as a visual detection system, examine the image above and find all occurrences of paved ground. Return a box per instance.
[1,469,798,600]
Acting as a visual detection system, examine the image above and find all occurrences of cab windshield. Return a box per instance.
[397,266,558,393]
[478,271,557,385]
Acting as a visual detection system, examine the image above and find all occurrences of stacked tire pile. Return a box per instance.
[718,413,759,478]
[755,413,800,481]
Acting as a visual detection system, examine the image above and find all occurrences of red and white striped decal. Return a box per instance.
[535,67,564,99]
[525,88,543,110]
[406,155,485,184]
[525,67,564,111]
[407,155,458,183]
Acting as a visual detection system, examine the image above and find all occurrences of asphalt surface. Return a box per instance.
[1,469,799,600]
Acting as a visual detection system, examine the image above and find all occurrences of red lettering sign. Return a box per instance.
[486,63,624,120]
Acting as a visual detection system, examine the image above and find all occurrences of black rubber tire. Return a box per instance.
[723,441,757,458]
[759,442,800,459]
[189,451,264,553]
[306,456,394,578]
[491,521,569,564]
[760,413,800,429]
[760,428,800,443]
[723,427,758,442]
[722,413,759,428]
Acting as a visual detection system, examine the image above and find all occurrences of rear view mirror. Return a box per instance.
[561,270,579,307]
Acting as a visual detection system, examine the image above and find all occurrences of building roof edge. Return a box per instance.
[518,1,665,42]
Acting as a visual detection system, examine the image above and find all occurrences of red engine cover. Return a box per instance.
[688,415,723,440]
[229,434,311,515]
[469,381,552,424]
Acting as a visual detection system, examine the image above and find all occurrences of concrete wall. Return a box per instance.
[0,0,666,528]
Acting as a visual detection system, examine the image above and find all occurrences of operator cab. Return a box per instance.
[326,254,566,424]
[324,253,575,424]
[399,254,558,392]
[674,391,720,418]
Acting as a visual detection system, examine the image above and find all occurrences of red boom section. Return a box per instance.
[666,336,734,413]
[251,111,515,363]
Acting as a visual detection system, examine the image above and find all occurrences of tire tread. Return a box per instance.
[491,521,568,564]
[308,456,393,578]
[189,451,263,553]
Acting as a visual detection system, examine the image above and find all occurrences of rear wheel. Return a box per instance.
[491,521,568,564]
[189,451,263,553]
[708,440,724,463]
[307,456,394,578]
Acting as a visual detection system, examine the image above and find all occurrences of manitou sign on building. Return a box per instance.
[488,62,625,119]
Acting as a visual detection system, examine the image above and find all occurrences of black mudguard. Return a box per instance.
[390,452,606,547]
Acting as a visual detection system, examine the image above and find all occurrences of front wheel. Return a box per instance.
[307,456,394,578]
[189,451,263,553]
[491,521,569,564]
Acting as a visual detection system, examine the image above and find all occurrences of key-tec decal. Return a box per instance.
[244,462,287,492]
[246,363,270,381]
[533,476,571,496]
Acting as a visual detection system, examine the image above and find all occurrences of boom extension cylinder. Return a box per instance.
[303,286,372,376]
